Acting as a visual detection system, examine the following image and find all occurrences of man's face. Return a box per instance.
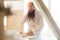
[28,3,34,11]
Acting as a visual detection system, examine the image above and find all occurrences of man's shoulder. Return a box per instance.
[35,10,42,18]
[35,10,39,12]
[35,10,40,15]
[35,10,40,14]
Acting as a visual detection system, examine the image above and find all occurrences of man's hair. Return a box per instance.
[28,10,35,19]
[31,2,34,6]
[28,2,34,6]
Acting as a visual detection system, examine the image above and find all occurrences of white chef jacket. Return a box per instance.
[22,10,43,35]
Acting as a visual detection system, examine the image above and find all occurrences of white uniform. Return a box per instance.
[4,10,43,40]
[22,10,43,40]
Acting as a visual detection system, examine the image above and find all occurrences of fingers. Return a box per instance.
[26,31,33,36]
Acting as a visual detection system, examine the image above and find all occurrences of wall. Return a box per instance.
[7,10,24,32]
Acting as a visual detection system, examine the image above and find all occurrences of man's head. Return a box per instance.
[27,2,35,11]
[27,2,35,19]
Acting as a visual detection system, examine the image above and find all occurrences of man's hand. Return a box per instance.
[26,31,33,36]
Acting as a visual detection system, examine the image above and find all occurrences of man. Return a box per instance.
[21,2,43,40]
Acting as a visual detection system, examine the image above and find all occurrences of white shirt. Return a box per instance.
[22,10,43,35]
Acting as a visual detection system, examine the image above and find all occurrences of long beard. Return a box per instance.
[28,10,35,19]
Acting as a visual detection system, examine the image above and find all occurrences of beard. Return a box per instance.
[28,10,35,19]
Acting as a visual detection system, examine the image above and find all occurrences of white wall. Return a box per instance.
[51,0,60,29]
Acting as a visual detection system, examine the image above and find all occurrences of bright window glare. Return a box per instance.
[51,0,60,29]
[4,16,7,30]
[24,0,31,15]
[4,1,24,10]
